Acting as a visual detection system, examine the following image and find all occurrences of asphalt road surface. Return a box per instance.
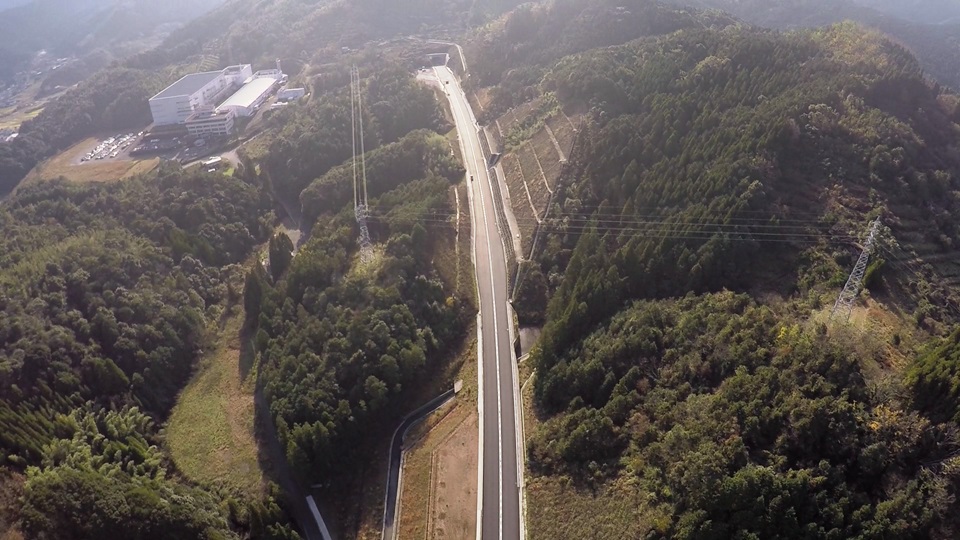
[381,389,456,540]
[434,65,522,540]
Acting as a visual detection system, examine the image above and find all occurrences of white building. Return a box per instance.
[185,109,235,137]
[149,64,252,126]
[278,87,306,101]
[217,77,277,117]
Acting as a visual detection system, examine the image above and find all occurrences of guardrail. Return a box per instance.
[477,127,519,291]
[381,389,457,540]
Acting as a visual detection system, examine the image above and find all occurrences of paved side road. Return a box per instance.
[434,65,523,540]
[381,390,457,540]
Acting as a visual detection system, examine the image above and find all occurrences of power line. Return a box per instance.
[364,209,857,239]
[368,211,843,232]
[365,214,857,245]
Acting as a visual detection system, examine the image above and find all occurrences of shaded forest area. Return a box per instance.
[0,0,480,529]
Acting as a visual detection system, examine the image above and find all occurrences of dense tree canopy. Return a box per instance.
[530,293,960,538]
[253,166,467,484]
[262,68,448,204]
[0,165,283,537]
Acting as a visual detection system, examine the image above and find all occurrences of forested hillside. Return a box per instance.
[0,165,310,538]
[255,143,467,480]
[668,0,960,90]
[0,0,226,56]
[0,0,226,86]
[0,68,163,193]
[465,0,736,120]
[469,1,960,537]
[240,56,474,532]
[855,0,960,24]
[261,66,447,207]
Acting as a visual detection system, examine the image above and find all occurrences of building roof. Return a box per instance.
[186,109,232,123]
[218,78,276,110]
[152,71,222,100]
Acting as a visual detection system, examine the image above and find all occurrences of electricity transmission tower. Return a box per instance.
[831,218,882,321]
[350,66,373,262]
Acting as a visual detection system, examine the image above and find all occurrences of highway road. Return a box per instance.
[433,65,523,540]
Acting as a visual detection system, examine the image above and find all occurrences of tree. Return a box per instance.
[269,232,294,281]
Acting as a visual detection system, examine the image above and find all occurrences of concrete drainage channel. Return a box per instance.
[381,386,459,540]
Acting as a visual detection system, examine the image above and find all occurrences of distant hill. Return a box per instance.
[0,0,226,84]
[855,0,960,25]
[668,0,960,89]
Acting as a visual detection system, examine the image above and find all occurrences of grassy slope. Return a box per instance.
[166,305,263,497]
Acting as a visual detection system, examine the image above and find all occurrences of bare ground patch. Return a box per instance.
[397,403,478,540]
[429,412,478,540]
[501,154,538,254]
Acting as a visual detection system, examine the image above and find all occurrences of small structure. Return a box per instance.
[185,109,235,137]
[277,87,306,101]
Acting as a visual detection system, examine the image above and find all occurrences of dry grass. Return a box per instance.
[818,295,925,379]
[526,475,663,540]
[397,398,478,540]
[522,375,662,538]
[434,184,477,311]
[165,306,263,497]
[22,137,158,185]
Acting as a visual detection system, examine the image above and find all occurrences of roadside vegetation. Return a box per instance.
[245,126,473,536]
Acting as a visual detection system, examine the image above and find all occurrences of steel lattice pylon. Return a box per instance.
[351,66,373,262]
[831,218,882,321]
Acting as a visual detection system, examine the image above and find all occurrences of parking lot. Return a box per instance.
[80,132,143,163]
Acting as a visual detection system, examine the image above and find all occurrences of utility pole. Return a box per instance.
[831,218,882,321]
[351,66,373,262]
